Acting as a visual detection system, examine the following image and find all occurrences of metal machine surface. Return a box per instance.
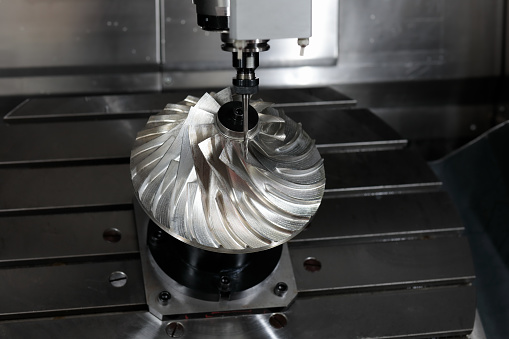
[0,87,477,338]
[0,0,487,337]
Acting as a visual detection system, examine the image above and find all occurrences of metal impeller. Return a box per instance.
[130,88,325,253]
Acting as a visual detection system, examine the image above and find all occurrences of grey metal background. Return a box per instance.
[0,0,161,95]
[0,0,505,95]
[168,0,504,90]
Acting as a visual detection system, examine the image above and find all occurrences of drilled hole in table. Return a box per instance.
[303,257,322,272]
[103,227,122,243]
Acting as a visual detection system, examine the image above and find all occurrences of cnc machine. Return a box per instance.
[0,1,480,337]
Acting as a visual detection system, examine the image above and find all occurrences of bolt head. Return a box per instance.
[274,282,288,297]
[158,291,171,305]
[220,276,230,286]
[109,271,128,288]
[166,322,185,338]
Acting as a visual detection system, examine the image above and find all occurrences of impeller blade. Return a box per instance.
[130,88,325,253]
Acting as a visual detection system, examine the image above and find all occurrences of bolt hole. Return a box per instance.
[109,271,127,287]
[303,257,322,272]
[234,107,243,117]
[269,313,288,329]
[103,228,122,243]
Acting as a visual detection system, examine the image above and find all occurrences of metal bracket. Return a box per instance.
[134,200,298,320]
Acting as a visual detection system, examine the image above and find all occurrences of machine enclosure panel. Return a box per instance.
[230,0,312,40]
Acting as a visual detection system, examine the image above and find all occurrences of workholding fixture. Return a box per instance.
[130,88,324,315]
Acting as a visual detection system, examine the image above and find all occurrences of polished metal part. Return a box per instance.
[130,88,325,253]
[221,35,270,53]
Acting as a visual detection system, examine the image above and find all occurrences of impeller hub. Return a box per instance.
[217,101,259,139]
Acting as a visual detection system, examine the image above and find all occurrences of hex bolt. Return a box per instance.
[165,322,185,338]
[158,291,171,305]
[274,282,288,297]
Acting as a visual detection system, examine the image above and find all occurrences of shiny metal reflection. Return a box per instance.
[130,88,325,253]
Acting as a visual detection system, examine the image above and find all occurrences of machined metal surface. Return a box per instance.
[294,191,464,242]
[0,260,146,320]
[130,88,325,253]
[0,211,138,264]
[0,87,476,338]
[0,164,133,212]
[290,237,474,293]
[0,285,476,339]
